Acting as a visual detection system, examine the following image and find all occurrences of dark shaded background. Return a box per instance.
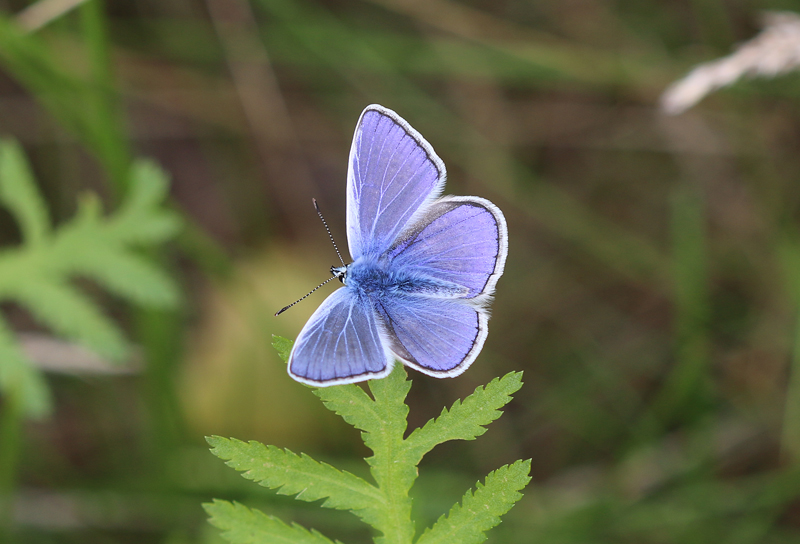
[2,0,800,542]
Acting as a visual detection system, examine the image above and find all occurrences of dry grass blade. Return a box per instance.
[16,0,88,32]
[661,11,800,114]
[204,0,318,235]
[19,333,142,375]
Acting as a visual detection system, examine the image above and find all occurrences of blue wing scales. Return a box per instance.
[288,289,394,386]
[346,105,446,259]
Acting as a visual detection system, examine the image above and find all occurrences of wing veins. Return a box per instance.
[365,121,392,243]
[369,127,407,245]
[392,303,477,346]
[368,136,433,250]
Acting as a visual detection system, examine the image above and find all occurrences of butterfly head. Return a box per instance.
[331,265,349,285]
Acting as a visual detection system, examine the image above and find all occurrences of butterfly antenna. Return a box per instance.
[275,275,339,316]
[313,198,346,266]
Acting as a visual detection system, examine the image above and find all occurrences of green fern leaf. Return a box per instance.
[365,366,417,544]
[124,160,170,209]
[313,380,378,434]
[207,436,382,516]
[272,335,293,362]
[314,364,410,451]
[40,180,180,308]
[211,343,532,544]
[416,460,532,544]
[62,246,179,308]
[204,499,339,544]
[8,278,128,362]
[405,372,523,464]
[0,140,49,245]
[108,160,181,244]
[0,141,181,419]
[113,210,180,246]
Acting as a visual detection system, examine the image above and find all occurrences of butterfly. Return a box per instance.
[287,104,508,386]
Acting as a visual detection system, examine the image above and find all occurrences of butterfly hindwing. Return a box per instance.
[386,196,508,300]
[374,295,487,377]
[371,196,508,377]
[346,105,446,260]
[288,288,395,386]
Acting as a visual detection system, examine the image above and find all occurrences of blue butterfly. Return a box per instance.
[287,105,508,386]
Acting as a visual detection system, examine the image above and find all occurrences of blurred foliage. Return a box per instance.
[0,0,799,543]
[0,140,180,419]
[0,137,180,540]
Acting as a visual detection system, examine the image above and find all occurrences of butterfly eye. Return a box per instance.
[331,265,348,284]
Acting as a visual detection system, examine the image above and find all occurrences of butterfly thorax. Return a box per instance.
[339,256,468,299]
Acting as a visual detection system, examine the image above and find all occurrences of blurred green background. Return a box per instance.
[2,0,800,542]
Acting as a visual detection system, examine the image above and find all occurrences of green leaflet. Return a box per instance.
[204,499,340,544]
[207,338,529,544]
[0,140,49,246]
[206,437,382,519]
[272,334,293,363]
[405,372,524,464]
[416,460,532,544]
[109,160,181,244]
[0,140,181,418]
[9,279,128,362]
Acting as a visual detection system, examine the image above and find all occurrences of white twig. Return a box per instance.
[661,11,800,114]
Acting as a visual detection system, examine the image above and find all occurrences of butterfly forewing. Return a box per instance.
[346,105,446,260]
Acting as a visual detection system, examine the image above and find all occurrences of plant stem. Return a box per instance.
[0,392,23,536]
[784,311,800,459]
[654,180,712,423]
[369,367,415,544]
[780,238,800,461]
